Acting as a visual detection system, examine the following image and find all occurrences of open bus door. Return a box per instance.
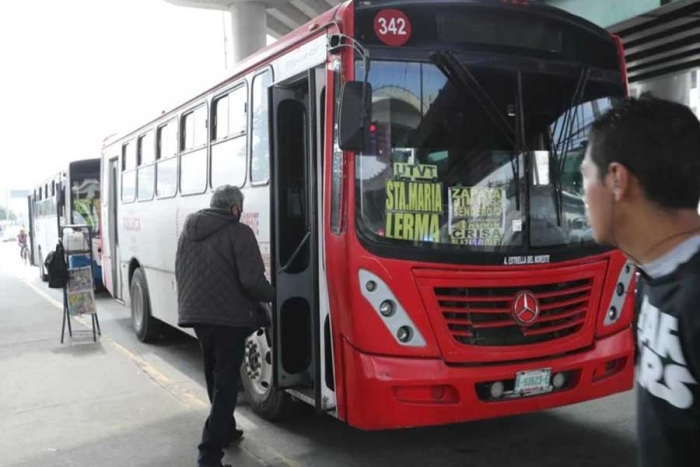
[104,157,121,300]
[27,194,36,267]
[269,67,328,410]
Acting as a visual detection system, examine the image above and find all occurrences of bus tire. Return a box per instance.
[240,328,298,420]
[130,268,160,343]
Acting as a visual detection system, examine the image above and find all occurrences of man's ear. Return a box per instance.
[607,163,631,202]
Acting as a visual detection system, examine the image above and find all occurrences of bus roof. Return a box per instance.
[354,0,615,42]
[33,158,101,191]
[68,158,101,171]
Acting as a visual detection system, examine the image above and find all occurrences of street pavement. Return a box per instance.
[0,242,267,467]
[0,241,638,467]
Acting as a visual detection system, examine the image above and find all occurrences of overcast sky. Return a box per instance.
[0,0,274,198]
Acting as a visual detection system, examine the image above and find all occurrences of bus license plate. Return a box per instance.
[514,368,552,394]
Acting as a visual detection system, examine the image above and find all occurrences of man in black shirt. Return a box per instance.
[581,95,700,466]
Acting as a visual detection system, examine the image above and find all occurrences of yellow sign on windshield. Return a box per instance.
[393,162,438,182]
[384,163,443,242]
[448,186,505,246]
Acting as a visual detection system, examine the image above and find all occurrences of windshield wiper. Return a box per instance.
[550,68,590,226]
[430,51,522,210]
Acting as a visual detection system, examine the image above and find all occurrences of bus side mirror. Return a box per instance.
[339,81,372,152]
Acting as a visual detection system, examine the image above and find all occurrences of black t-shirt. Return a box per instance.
[636,248,700,467]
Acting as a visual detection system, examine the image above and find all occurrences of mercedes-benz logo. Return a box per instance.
[512,291,540,326]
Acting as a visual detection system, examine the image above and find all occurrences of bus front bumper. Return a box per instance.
[342,329,634,430]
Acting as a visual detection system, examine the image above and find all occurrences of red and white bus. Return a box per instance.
[100,0,635,430]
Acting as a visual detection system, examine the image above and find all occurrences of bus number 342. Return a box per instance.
[377,17,408,36]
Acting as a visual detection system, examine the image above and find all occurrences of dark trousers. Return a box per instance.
[194,325,249,466]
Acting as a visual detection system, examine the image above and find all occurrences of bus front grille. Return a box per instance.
[435,278,593,347]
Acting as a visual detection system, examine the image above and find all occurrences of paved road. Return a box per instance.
[0,242,267,467]
[0,241,638,467]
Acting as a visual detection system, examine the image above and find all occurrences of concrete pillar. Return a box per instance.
[163,0,291,63]
[230,1,268,63]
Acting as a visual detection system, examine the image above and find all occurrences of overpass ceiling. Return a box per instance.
[609,0,700,83]
[163,0,343,37]
[269,0,343,37]
[255,0,345,38]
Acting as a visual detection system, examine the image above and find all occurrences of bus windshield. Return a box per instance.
[71,174,101,235]
[355,59,623,254]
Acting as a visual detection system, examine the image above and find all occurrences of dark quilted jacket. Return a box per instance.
[175,208,275,328]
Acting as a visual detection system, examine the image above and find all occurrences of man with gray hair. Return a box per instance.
[176,185,275,467]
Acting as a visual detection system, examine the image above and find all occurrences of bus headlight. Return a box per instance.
[379,300,395,317]
[397,326,413,343]
[359,270,426,348]
[603,261,635,327]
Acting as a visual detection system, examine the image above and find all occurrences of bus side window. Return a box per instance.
[122,141,136,203]
[212,85,247,189]
[156,121,178,198]
[137,132,155,201]
[182,105,207,152]
[180,105,208,195]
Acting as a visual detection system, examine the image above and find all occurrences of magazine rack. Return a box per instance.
[60,224,101,343]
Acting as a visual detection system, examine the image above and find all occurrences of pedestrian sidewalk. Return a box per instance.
[0,256,266,467]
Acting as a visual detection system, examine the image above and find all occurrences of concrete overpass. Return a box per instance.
[163,0,342,63]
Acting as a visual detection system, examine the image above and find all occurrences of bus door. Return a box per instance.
[27,195,37,266]
[105,158,121,299]
[270,67,328,409]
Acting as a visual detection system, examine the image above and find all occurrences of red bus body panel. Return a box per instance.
[323,2,635,429]
[341,329,633,430]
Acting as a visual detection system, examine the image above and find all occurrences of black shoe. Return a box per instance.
[224,428,244,448]
[232,428,244,442]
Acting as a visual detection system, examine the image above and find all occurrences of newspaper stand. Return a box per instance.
[60,224,101,343]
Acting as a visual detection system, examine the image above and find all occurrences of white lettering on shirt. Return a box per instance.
[637,296,698,410]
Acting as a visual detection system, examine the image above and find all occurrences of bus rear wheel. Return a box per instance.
[130,268,160,343]
[240,328,297,420]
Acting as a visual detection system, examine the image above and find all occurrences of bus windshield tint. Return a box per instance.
[436,10,562,54]
[355,60,622,253]
[72,175,101,234]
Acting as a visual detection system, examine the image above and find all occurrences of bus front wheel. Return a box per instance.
[240,328,297,420]
[130,268,160,343]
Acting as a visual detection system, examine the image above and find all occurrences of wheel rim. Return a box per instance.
[132,282,144,333]
[244,328,273,396]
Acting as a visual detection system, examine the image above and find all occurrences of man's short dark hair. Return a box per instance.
[590,95,700,210]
